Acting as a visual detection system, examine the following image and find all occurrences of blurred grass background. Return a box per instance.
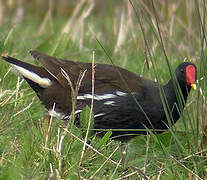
[0,0,207,179]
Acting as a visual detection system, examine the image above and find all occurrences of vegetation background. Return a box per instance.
[0,0,206,179]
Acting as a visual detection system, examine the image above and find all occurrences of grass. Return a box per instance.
[0,0,207,179]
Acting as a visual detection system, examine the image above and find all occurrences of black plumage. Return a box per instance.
[1,51,197,141]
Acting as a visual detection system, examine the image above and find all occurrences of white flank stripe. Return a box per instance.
[116,91,127,96]
[75,110,82,114]
[48,109,64,119]
[77,96,85,100]
[61,110,82,120]
[77,93,117,100]
[84,94,94,99]
[63,115,70,120]
[104,101,115,105]
[94,113,105,118]
[95,94,117,100]
[12,64,52,88]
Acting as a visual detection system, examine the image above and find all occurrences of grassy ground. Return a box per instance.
[0,0,207,179]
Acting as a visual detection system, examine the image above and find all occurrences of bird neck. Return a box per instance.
[164,79,190,109]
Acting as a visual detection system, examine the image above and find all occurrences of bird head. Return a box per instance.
[175,62,197,90]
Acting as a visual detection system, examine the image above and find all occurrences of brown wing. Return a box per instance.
[30,50,153,95]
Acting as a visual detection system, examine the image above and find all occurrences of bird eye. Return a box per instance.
[180,69,184,73]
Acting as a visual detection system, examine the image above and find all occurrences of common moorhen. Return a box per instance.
[1,51,197,141]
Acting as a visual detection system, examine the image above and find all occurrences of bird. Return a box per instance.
[1,51,197,142]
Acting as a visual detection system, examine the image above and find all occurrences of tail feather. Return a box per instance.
[1,54,53,88]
